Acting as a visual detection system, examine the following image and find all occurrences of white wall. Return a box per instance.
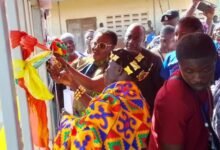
[48,0,219,36]
[48,0,178,35]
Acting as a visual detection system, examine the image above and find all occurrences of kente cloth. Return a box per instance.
[54,56,106,115]
[53,81,151,150]
[72,57,108,116]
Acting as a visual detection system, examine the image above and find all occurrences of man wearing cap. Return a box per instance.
[53,49,152,150]
[161,9,180,26]
[147,10,179,50]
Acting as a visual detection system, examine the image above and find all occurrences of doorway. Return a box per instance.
[66,17,97,53]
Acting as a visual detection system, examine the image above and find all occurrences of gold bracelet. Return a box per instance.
[78,85,86,93]
[74,85,86,101]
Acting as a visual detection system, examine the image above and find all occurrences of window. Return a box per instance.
[106,12,148,38]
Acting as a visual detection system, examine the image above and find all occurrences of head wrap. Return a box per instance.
[110,49,153,82]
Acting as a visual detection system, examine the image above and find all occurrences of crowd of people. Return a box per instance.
[46,0,220,149]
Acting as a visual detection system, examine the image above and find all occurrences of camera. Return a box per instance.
[197,1,216,12]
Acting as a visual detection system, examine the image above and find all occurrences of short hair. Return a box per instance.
[176,33,216,61]
[125,23,146,41]
[85,29,95,34]
[127,23,146,33]
[84,29,94,39]
[178,16,204,33]
[95,28,118,46]
[160,25,175,36]
[60,32,75,44]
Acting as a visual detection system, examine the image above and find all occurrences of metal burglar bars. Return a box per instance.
[0,0,22,149]
[7,0,34,149]
[0,0,33,149]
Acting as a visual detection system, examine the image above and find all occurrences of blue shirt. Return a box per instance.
[160,50,178,80]
[214,40,220,54]
[145,32,156,44]
[160,48,220,80]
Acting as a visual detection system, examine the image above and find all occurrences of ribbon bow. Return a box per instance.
[13,51,53,100]
[10,31,49,60]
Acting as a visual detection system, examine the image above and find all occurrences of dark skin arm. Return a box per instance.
[203,6,215,36]
[55,56,105,93]
[184,0,215,36]
[61,69,92,107]
[47,56,97,107]
[76,92,92,107]
[184,0,201,17]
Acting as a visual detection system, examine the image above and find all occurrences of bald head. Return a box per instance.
[124,23,146,53]
[125,23,145,39]
[125,23,145,34]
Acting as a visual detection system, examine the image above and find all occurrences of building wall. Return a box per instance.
[48,0,219,37]
[49,0,189,35]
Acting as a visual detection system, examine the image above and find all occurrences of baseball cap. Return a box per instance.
[161,10,179,22]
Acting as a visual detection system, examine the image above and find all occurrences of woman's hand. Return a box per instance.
[47,56,73,86]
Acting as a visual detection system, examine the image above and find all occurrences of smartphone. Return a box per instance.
[197,1,216,12]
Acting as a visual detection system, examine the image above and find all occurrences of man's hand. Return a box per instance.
[184,0,201,17]
[192,0,201,8]
[203,6,215,20]
[192,0,201,5]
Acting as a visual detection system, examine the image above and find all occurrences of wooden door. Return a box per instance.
[66,17,96,53]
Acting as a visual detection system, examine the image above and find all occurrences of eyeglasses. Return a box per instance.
[91,42,112,49]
